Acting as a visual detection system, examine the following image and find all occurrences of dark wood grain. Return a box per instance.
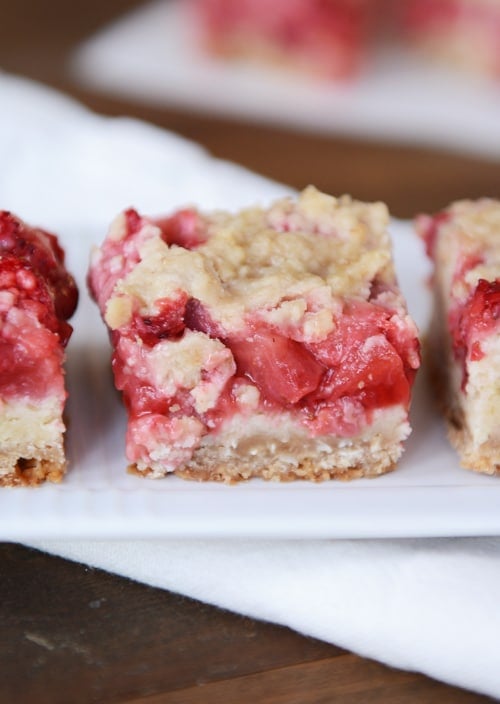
[0,543,338,704]
[0,1,499,702]
[125,658,491,704]
[0,544,494,704]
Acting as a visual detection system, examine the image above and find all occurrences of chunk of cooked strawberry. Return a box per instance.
[306,299,413,413]
[0,263,65,400]
[0,210,78,320]
[415,210,451,259]
[184,297,224,338]
[451,278,500,374]
[229,325,324,405]
[131,293,188,346]
[315,336,410,408]
[156,209,206,250]
[0,325,64,399]
[124,208,144,238]
[0,255,59,335]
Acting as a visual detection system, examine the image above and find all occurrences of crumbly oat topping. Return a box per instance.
[435,199,500,301]
[104,187,395,340]
[447,198,500,235]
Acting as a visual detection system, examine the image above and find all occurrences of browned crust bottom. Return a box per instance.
[126,404,408,483]
[426,328,500,476]
[447,422,500,476]
[0,455,66,487]
[203,35,351,80]
[128,458,397,484]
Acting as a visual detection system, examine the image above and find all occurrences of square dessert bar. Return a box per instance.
[193,0,376,80]
[399,0,500,77]
[88,187,420,482]
[417,199,500,474]
[0,212,78,485]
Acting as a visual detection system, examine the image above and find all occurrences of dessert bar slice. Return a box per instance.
[193,0,376,80]
[399,0,500,77]
[88,187,420,482]
[417,199,500,474]
[0,212,78,485]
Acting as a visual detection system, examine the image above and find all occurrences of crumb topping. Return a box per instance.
[417,197,500,386]
[424,198,500,304]
[103,186,394,339]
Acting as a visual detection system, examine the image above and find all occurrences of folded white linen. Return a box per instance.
[1,71,499,699]
[27,537,500,699]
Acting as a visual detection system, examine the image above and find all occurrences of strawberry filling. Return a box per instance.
[415,211,451,260]
[0,258,66,400]
[197,0,375,78]
[401,0,461,30]
[113,291,418,438]
[0,211,78,321]
[230,327,324,405]
[302,300,417,434]
[422,210,500,389]
[130,292,189,346]
[402,0,500,35]
[156,209,207,250]
[87,208,148,308]
[0,213,77,402]
[450,278,500,388]
[0,316,65,400]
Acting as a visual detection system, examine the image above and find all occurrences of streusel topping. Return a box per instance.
[104,186,395,340]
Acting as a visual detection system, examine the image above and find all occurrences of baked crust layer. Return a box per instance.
[132,460,396,483]
[0,451,66,487]
[129,405,410,482]
[129,430,404,483]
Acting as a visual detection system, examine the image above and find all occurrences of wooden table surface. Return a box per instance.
[1,2,499,702]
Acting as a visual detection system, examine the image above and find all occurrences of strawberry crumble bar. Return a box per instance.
[193,0,376,80]
[0,212,78,485]
[399,0,500,77]
[88,187,420,482]
[417,199,500,474]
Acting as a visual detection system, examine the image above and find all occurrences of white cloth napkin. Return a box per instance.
[1,72,500,699]
[27,537,500,699]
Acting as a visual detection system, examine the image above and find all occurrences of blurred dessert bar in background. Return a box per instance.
[192,0,500,79]
[399,0,500,77]
[192,0,377,79]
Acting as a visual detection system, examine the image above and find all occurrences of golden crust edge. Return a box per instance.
[0,451,66,487]
[425,331,500,476]
[128,456,398,484]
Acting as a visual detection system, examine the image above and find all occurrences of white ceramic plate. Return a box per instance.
[3,226,500,541]
[2,73,500,541]
[72,0,500,160]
